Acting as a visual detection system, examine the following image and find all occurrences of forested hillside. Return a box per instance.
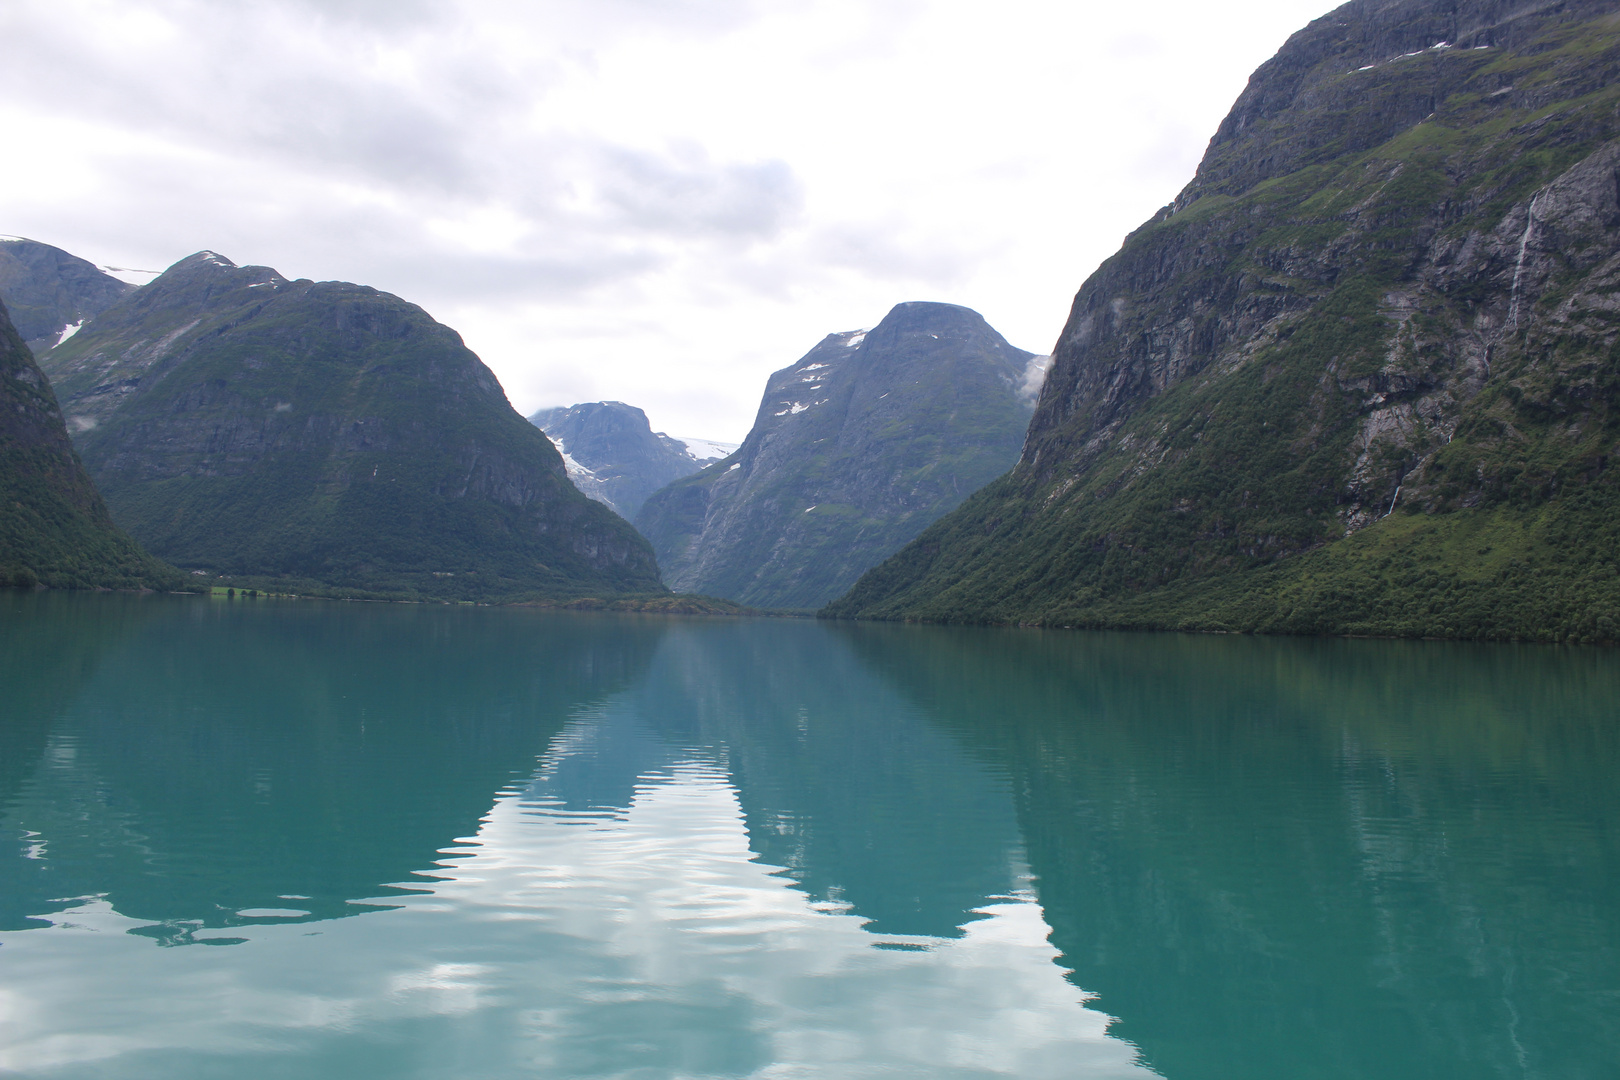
[0,299,180,591]
[830,0,1620,644]
[37,252,663,601]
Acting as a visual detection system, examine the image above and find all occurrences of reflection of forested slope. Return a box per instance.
[533,620,1027,940]
[0,593,161,929]
[844,623,1620,1080]
[1,602,664,937]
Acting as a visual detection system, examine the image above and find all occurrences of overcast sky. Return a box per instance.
[1,0,1338,443]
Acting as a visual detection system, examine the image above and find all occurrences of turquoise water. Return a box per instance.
[0,593,1615,1079]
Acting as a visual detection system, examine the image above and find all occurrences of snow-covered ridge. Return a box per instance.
[674,436,739,462]
[99,264,162,287]
[549,435,594,481]
[548,435,619,512]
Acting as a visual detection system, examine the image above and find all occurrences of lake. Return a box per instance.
[1,592,1616,1079]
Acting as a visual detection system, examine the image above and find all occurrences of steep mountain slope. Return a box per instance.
[830,0,1620,644]
[528,401,734,519]
[0,299,179,590]
[37,252,662,601]
[0,239,133,355]
[636,302,1038,609]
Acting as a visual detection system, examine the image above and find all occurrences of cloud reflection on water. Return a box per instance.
[0,736,1151,1079]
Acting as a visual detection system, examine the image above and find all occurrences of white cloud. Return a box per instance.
[0,0,1340,441]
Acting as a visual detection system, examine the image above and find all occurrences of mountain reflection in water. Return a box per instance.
[0,593,1615,1079]
[843,622,1620,1080]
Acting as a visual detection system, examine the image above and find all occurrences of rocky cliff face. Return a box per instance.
[528,401,730,520]
[636,302,1038,609]
[831,0,1620,643]
[0,239,133,356]
[37,252,662,600]
[0,299,177,590]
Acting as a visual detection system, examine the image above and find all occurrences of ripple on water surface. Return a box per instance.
[0,594,1616,1079]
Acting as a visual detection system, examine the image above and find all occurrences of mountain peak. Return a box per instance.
[1178,0,1620,207]
[528,401,725,520]
[0,238,134,354]
[636,303,1036,609]
[181,250,236,269]
[33,257,659,600]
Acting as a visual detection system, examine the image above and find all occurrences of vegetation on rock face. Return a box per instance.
[0,300,183,591]
[636,301,1040,610]
[828,0,1620,644]
[37,252,663,602]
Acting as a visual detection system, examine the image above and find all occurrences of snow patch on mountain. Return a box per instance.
[98,265,163,287]
[549,436,617,512]
[674,436,739,462]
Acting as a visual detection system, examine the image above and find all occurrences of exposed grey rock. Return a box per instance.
[829,0,1620,642]
[527,401,733,520]
[636,301,1037,609]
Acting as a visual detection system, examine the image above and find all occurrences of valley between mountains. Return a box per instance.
[4,0,1620,644]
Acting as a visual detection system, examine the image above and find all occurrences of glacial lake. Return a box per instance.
[0,593,1616,1079]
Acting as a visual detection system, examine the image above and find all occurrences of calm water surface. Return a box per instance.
[0,593,1615,1079]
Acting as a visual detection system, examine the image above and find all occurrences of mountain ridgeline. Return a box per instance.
[35,252,662,601]
[528,402,733,520]
[0,298,179,591]
[830,0,1620,644]
[637,302,1040,610]
[0,239,133,357]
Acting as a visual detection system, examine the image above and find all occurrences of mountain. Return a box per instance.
[527,401,737,520]
[35,251,662,601]
[635,302,1040,609]
[0,238,134,356]
[828,0,1620,644]
[0,298,179,590]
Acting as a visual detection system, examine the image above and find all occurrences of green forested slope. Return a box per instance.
[38,252,662,601]
[0,300,181,591]
[829,0,1620,644]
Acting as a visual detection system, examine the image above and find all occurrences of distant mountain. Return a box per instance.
[0,238,133,356]
[527,401,737,520]
[829,0,1620,644]
[36,251,663,601]
[635,302,1040,609]
[0,298,179,591]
